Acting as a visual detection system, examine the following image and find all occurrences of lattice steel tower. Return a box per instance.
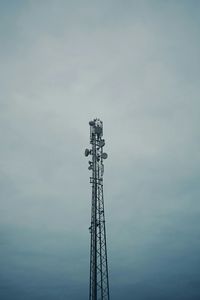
[85,119,110,300]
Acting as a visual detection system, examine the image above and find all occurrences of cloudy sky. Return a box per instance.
[0,1,200,299]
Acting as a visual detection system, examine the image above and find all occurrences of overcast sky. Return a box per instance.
[0,1,200,299]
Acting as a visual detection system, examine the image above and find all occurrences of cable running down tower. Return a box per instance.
[85,119,110,300]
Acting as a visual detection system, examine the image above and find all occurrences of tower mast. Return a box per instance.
[85,119,110,300]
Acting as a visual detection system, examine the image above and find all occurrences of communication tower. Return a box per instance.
[85,119,110,300]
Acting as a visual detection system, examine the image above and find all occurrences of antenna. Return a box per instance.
[85,118,110,300]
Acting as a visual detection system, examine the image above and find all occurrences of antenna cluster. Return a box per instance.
[85,119,108,172]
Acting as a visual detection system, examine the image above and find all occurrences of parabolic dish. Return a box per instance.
[85,148,90,157]
[102,152,108,159]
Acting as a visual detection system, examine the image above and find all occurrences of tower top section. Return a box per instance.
[89,118,103,138]
[85,118,108,172]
